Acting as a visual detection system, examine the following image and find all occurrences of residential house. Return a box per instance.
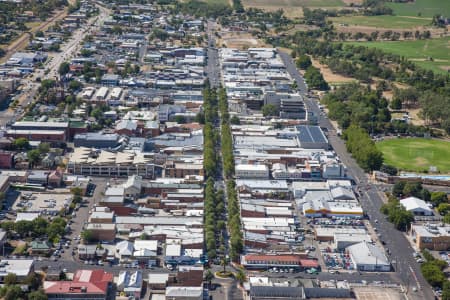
[116,240,134,262]
[30,241,52,255]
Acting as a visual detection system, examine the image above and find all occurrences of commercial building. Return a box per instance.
[347,242,390,272]
[101,74,120,86]
[235,164,270,179]
[7,52,47,66]
[85,223,116,242]
[165,287,203,300]
[44,269,113,300]
[296,125,328,149]
[300,187,363,218]
[74,133,121,149]
[0,259,34,283]
[6,129,66,143]
[400,197,434,216]
[67,147,155,178]
[410,224,450,250]
[241,254,318,271]
[236,180,289,194]
[7,121,69,142]
[95,87,109,100]
[10,121,69,132]
[110,87,123,100]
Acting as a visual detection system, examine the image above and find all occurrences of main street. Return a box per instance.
[206,20,221,89]
[205,20,243,300]
[279,51,435,300]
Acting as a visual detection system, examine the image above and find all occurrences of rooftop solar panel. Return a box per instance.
[297,125,327,144]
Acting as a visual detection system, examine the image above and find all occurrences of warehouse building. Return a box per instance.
[347,242,390,272]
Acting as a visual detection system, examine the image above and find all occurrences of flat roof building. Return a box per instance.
[74,133,120,149]
[95,87,109,100]
[411,224,450,250]
[347,242,390,272]
[0,259,34,282]
[296,125,328,149]
[235,164,269,179]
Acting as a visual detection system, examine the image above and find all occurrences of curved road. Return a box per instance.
[279,50,435,300]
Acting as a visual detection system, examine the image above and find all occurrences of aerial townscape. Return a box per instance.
[0,0,449,299]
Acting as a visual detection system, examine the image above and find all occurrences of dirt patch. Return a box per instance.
[407,108,425,126]
[415,156,427,166]
[311,58,356,84]
[220,31,267,49]
[382,90,394,100]
[277,47,293,55]
[242,2,304,18]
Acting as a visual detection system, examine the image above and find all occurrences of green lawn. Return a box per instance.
[330,15,431,29]
[243,0,344,8]
[376,138,450,173]
[345,37,450,74]
[387,0,450,18]
[203,0,230,4]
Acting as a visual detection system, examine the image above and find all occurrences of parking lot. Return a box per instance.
[13,191,72,215]
[322,251,354,271]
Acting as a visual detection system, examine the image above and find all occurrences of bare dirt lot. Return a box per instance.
[242,0,349,18]
[220,31,267,49]
[311,58,356,85]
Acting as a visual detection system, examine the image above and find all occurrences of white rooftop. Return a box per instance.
[400,197,433,213]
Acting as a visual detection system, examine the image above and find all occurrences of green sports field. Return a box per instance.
[376,138,450,173]
[345,37,450,74]
[386,0,450,18]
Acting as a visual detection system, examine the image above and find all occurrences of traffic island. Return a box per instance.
[215,271,233,279]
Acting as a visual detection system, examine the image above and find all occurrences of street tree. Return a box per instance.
[58,62,70,75]
[4,273,17,285]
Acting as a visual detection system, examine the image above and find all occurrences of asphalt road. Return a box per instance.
[0,5,110,127]
[206,20,221,88]
[279,50,435,300]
